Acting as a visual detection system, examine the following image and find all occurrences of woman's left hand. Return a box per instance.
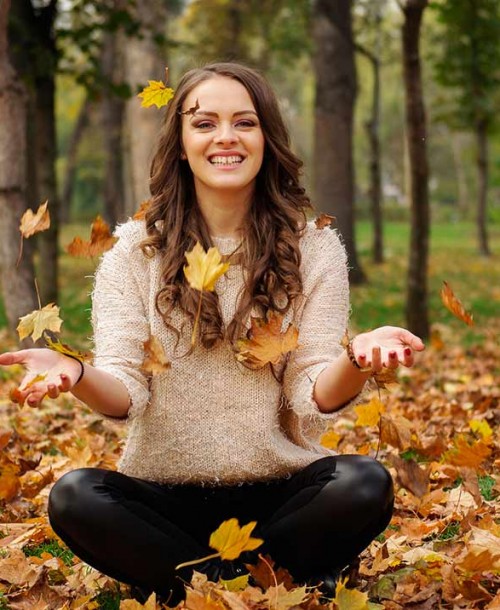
[350,326,425,372]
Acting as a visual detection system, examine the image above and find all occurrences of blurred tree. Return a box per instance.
[399,0,430,339]
[312,0,365,284]
[0,0,38,335]
[432,0,500,256]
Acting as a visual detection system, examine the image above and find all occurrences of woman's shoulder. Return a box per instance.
[299,220,348,267]
[113,218,148,248]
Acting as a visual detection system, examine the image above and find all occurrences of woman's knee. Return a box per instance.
[333,455,394,507]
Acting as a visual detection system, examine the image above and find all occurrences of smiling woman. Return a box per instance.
[0,62,424,605]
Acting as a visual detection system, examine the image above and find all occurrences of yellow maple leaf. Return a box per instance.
[209,518,263,561]
[469,419,493,442]
[66,215,117,258]
[236,311,299,369]
[333,578,369,610]
[443,435,491,469]
[184,242,230,292]
[354,398,385,427]
[119,592,157,609]
[320,428,341,450]
[17,303,63,342]
[220,574,250,591]
[264,584,308,610]
[141,336,171,375]
[137,80,175,109]
[44,333,90,362]
[19,200,50,238]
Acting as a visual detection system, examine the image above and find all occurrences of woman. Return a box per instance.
[0,63,424,604]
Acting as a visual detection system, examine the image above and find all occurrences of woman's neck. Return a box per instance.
[195,188,253,239]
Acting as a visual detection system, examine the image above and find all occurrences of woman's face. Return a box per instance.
[181,76,265,204]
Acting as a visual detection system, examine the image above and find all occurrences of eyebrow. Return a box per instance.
[190,110,258,118]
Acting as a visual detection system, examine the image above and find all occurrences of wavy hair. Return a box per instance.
[141,62,313,353]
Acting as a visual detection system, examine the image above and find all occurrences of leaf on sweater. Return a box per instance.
[184,242,230,292]
[236,312,299,369]
[65,215,117,258]
[314,213,335,229]
[443,435,491,469]
[333,578,369,610]
[209,519,263,561]
[440,281,474,326]
[141,336,171,375]
[133,199,151,220]
[19,201,50,238]
[17,303,63,342]
[137,80,174,109]
[354,398,385,427]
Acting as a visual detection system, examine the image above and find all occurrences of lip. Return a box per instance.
[207,151,246,170]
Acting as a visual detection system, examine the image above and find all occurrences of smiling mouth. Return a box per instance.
[208,155,244,166]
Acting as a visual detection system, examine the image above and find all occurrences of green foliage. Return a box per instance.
[0,593,9,610]
[92,587,122,610]
[478,475,497,501]
[23,540,75,567]
[437,521,460,541]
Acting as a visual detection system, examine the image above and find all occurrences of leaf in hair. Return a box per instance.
[138,80,174,109]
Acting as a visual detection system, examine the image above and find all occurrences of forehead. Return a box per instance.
[182,76,257,115]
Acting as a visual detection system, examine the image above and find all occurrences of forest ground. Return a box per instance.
[0,220,498,609]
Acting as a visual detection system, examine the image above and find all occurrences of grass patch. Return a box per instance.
[437,521,461,541]
[92,587,123,610]
[23,539,75,567]
[479,475,497,501]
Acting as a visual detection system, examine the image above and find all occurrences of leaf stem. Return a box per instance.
[176,551,220,571]
[34,278,42,310]
[191,291,203,347]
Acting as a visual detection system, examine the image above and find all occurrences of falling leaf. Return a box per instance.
[17,303,63,342]
[65,215,117,258]
[184,242,230,292]
[19,373,48,392]
[141,336,171,375]
[440,281,474,326]
[236,311,299,369]
[443,435,491,469]
[137,80,174,109]
[320,428,341,450]
[120,592,157,609]
[354,398,385,427]
[315,213,335,229]
[333,578,369,610]
[19,201,50,238]
[209,519,263,561]
[133,199,152,220]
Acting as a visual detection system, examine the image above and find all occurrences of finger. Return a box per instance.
[26,388,47,408]
[47,384,59,399]
[402,346,414,367]
[371,346,382,372]
[385,350,399,369]
[399,330,425,351]
[59,374,73,392]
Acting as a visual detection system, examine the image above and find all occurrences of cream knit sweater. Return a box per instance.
[91,220,353,485]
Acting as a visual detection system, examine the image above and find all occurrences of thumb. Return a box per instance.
[400,330,425,351]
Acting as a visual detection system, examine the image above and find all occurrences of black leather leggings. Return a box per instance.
[48,455,393,601]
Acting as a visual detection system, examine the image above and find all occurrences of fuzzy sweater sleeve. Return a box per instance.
[282,225,352,419]
[91,222,151,419]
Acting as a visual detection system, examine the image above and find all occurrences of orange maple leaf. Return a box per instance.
[440,281,474,326]
[443,435,491,469]
[314,213,336,229]
[65,215,117,258]
[141,336,171,375]
[133,199,152,220]
[236,311,299,369]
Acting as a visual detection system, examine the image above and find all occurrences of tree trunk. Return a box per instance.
[0,0,38,335]
[401,0,430,339]
[61,96,92,224]
[475,119,491,257]
[123,0,168,216]
[312,0,365,284]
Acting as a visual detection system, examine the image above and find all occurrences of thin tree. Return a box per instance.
[399,0,430,339]
[312,0,365,284]
[0,0,38,335]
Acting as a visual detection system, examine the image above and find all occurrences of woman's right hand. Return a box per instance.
[0,349,83,408]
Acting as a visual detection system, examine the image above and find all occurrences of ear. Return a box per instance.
[180,150,187,160]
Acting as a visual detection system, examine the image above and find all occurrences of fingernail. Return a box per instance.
[389,351,397,359]
[61,374,67,380]
[359,354,366,360]
[404,347,412,356]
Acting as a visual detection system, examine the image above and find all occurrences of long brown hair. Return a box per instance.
[141,62,313,352]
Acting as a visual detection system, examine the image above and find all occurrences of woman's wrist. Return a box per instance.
[64,354,85,386]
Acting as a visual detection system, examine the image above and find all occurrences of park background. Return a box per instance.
[0,1,499,609]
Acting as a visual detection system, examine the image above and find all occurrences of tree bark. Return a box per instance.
[312,0,365,284]
[122,0,168,216]
[0,0,38,335]
[476,118,491,256]
[401,0,430,339]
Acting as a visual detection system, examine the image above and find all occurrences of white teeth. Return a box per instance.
[209,155,243,165]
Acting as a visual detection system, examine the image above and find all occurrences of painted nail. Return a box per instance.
[389,351,397,359]
[359,354,366,360]
[404,347,412,356]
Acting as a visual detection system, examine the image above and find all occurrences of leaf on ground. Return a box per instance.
[209,519,263,561]
[184,242,230,292]
[380,415,413,451]
[0,457,21,501]
[137,80,174,109]
[17,303,63,342]
[184,589,225,610]
[333,578,369,610]
[388,455,429,498]
[320,428,341,450]
[459,549,500,573]
[440,281,474,326]
[19,201,50,238]
[247,555,294,591]
[263,584,308,610]
[65,215,117,258]
[141,336,171,375]
[236,311,299,369]
[354,398,385,427]
[315,213,335,229]
[443,435,491,469]
[220,574,250,592]
[469,419,493,442]
[120,592,157,609]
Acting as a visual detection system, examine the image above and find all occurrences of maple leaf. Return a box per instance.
[44,332,90,362]
[65,215,118,258]
[236,311,299,369]
[459,549,500,573]
[320,428,341,450]
[443,435,491,469]
[469,419,493,442]
[333,577,369,610]
[120,592,157,609]
[137,80,174,109]
[133,199,152,220]
[389,455,429,498]
[220,573,250,591]
[264,583,308,610]
[440,281,474,326]
[209,518,263,561]
[17,303,63,342]
[0,456,21,501]
[354,398,385,427]
[315,213,336,229]
[183,589,224,610]
[19,200,50,238]
[380,414,413,451]
[141,336,171,375]
[184,242,230,292]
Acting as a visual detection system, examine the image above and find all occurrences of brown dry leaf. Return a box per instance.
[65,215,117,258]
[0,428,13,451]
[141,336,171,376]
[389,455,429,498]
[19,201,50,238]
[17,303,63,343]
[314,213,335,229]
[120,592,157,609]
[236,312,299,369]
[354,398,385,427]
[443,435,492,469]
[133,199,152,220]
[380,414,413,450]
[209,518,263,561]
[373,367,399,389]
[0,548,41,586]
[0,456,21,501]
[247,555,294,591]
[184,589,225,610]
[459,549,500,573]
[440,281,474,326]
[20,469,54,499]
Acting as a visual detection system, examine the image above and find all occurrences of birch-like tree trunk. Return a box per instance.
[0,0,38,334]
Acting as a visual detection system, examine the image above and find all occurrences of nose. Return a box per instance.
[214,122,238,145]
